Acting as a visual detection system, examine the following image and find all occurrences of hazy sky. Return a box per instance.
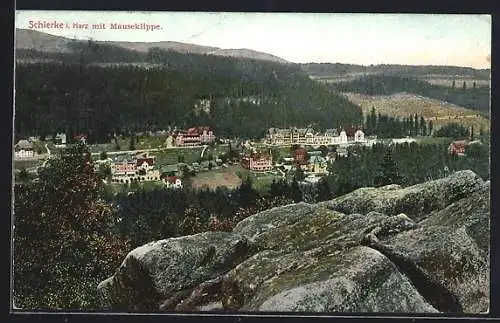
[15,11,491,68]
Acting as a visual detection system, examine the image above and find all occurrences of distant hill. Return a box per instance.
[343,92,490,132]
[301,62,491,81]
[15,29,290,64]
[330,74,490,115]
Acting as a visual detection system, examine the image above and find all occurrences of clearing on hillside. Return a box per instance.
[189,166,243,191]
[342,92,490,131]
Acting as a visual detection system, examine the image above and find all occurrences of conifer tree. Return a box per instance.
[374,147,402,187]
[129,133,136,151]
[420,116,426,136]
[316,177,332,202]
[290,178,303,203]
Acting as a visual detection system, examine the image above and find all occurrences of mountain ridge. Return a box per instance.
[15,28,290,64]
[16,29,491,74]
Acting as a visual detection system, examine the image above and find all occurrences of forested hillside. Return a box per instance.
[301,63,490,80]
[330,75,490,115]
[15,44,363,142]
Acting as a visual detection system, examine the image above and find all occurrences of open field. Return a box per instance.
[189,163,283,194]
[342,92,490,131]
[235,165,284,194]
[154,147,204,166]
[190,165,243,191]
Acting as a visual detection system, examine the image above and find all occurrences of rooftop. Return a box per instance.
[15,139,33,149]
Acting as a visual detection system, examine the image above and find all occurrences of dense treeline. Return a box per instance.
[109,180,298,248]
[433,122,476,140]
[364,110,483,140]
[330,75,490,114]
[15,48,362,141]
[364,107,434,138]
[325,141,490,197]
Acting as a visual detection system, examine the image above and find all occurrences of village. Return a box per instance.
[13,123,480,192]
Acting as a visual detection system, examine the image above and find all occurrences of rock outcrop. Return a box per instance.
[98,170,490,313]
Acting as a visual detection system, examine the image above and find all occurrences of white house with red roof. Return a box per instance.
[165,175,183,189]
[448,140,468,156]
[135,152,155,172]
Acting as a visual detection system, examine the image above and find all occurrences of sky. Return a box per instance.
[15,11,491,69]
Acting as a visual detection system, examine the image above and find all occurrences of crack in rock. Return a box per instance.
[361,230,463,313]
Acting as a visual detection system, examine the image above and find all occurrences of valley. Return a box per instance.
[12,16,491,314]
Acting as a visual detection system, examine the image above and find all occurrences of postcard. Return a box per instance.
[12,11,491,315]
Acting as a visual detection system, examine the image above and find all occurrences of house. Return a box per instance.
[354,129,366,142]
[74,134,87,144]
[241,150,273,171]
[308,155,329,174]
[336,146,348,157]
[174,126,215,147]
[267,126,367,146]
[341,126,365,143]
[325,129,339,137]
[292,148,309,165]
[292,127,315,145]
[175,128,200,147]
[338,130,348,144]
[164,135,175,147]
[14,139,37,158]
[94,157,113,171]
[344,126,358,140]
[55,133,67,144]
[281,157,295,171]
[448,140,468,156]
[111,157,137,176]
[165,176,183,189]
[267,127,316,146]
[267,128,292,145]
[199,126,216,144]
[136,152,155,172]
